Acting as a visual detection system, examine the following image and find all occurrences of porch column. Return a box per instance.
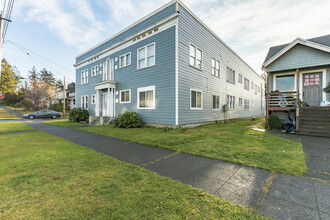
[266,72,270,125]
[107,87,111,117]
[296,68,300,130]
[95,89,100,116]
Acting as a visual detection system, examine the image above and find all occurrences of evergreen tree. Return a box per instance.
[0,59,20,95]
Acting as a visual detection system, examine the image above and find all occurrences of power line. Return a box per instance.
[5,39,75,82]
[2,0,14,42]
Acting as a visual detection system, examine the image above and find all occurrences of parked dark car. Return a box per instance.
[23,110,62,119]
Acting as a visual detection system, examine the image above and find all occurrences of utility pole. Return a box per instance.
[0,14,12,84]
[63,76,66,117]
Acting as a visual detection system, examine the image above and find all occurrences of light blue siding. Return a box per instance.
[327,67,330,101]
[177,4,264,125]
[76,26,176,125]
[267,44,330,72]
[76,3,176,63]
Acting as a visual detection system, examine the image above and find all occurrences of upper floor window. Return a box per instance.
[212,95,220,109]
[103,58,114,81]
[212,58,220,77]
[91,94,96,104]
[138,43,155,70]
[238,74,243,83]
[189,44,202,69]
[227,95,235,110]
[137,86,155,109]
[120,89,131,103]
[226,67,235,84]
[190,89,203,109]
[255,86,258,95]
[120,53,131,68]
[251,82,254,89]
[244,78,249,91]
[91,66,99,77]
[81,70,88,85]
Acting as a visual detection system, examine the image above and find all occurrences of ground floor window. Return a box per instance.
[91,94,96,104]
[244,99,249,110]
[81,95,88,109]
[120,89,131,103]
[137,86,155,109]
[190,89,203,109]
[275,74,295,92]
[226,95,235,110]
[212,95,220,109]
[239,97,243,106]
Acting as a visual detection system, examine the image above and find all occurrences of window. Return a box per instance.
[244,78,249,90]
[96,66,99,75]
[91,67,95,77]
[226,95,235,110]
[251,82,254,89]
[120,53,131,68]
[275,74,295,92]
[91,66,99,77]
[81,95,88,109]
[81,70,88,85]
[137,86,155,109]
[226,67,235,84]
[211,58,220,77]
[189,44,202,69]
[258,86,261,93]
[239,97,243,106]
[255,85,258,95]
[212,95,220,109]
[120,89,131,103]
[244,99,250,110]
[238,74,242,83]
[190,89,203,109]
[91,94,96,104]
[138,43,155,69]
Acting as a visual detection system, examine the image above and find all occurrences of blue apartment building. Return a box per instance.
[74,0,265,126]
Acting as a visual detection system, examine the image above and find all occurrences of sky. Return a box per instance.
[2,0,330,83]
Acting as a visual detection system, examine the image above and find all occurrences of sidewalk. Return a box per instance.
[28,123,330,220]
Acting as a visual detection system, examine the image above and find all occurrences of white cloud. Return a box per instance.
[182,0,330,73]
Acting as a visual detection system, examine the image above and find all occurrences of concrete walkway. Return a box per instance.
[27,123,330,220]
[0,105,23,118]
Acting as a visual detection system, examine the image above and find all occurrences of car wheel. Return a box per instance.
[28,115,35,119]
[51,115,57,119]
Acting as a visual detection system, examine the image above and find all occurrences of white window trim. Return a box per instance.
[244,77,250,91]
[190,88,203,110]
[211,58,220,77]
[227,95,235,110]
[238,74,243,83]
[91,94,96,104]
[81,95,88,109]
[91,65,99,77]
[137,42,156,70]
[119,52,132,68]
[137,85,155,109]
[273,72,297,92]
[81,69,88,85]
[189,43,203,70]
[244,99,250,110]
[239,97,243,106]
[212,94,220,110]
[119,89,131,103]
[226,67,235,84]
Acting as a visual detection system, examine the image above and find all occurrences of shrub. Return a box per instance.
[113,111,142,128]
[268,115,282,129]
[50,103,69,112]
[69,108,89,122]
[323,82,330,93]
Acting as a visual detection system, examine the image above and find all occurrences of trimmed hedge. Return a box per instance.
[113,111,142,128]
[69,108,89,122]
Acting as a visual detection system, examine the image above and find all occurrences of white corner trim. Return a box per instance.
[137,85,156,109]
[264,38,330,67]
[119,89,131,103]
[175,16,179,125]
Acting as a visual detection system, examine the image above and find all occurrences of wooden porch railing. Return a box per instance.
[267,91,297,111]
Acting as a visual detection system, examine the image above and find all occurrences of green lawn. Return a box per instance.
[0,107,19,119]
[0,131,268,219]
[0,122,33,133]
[43,119,87,127]
[80,118,307,176]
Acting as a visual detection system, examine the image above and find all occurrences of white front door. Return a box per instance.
[102,92,108,116]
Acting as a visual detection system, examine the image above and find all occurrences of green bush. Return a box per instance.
[69,108,89,122]
[113,111,142,128]
[268,115,282,129]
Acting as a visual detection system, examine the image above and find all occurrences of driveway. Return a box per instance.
[26,123,330,220]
